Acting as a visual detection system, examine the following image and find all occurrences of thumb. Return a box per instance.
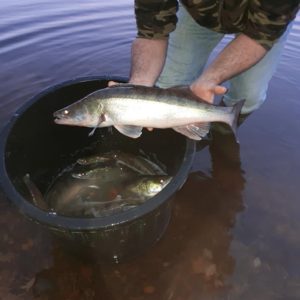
[214,85,228,95]
[108,81,119,87]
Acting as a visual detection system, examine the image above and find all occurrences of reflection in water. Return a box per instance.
[32,248,114,300]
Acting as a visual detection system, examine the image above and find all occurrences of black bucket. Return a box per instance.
[0,76,196,262]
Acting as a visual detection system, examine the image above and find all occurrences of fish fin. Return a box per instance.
[108,83,136,88]
[114,125,143,139]
[173,123,210,140]
[88,127,97,137]
[88,113,106,137]
[23,173,48,210]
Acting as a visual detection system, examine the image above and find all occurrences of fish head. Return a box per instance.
[53,94,107,127]
[135,176,172,197]
[150,176,172,192]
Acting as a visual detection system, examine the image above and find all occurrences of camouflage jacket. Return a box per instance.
[135,0,299,49]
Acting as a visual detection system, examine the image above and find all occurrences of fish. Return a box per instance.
[45,164,135,215]
[117,175,172,203]
[45,167,172,217]
[76,155,111,165]
[116,155,167,176]
[45,175,102,212]
[77,150,167,175]
[81,175,173,217]
[54,197,126,217]
[23,173,48,210]
[82,203,137,218]
[53,84,245,140]
[71,164,135,180]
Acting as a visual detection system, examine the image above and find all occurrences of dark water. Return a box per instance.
[0,1,300,299]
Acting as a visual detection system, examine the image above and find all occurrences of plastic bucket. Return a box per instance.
[0,76,196,262]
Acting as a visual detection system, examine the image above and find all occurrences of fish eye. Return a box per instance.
[64,110,69,115]
[160,180,164,183]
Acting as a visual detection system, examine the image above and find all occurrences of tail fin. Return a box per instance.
[228,99,246,138]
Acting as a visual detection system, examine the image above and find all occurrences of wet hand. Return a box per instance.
[108,81,119,87]
[190,79,227,104]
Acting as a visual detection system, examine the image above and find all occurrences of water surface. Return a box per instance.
[0,1,300,299]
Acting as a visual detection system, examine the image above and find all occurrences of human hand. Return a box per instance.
[108,80,120,87]
[190,78,227,104]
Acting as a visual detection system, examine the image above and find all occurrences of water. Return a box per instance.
[43,151,170,218]
[0,1,299,299]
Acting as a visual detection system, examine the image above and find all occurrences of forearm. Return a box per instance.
[190,33,267,103]
[199,34,267,85]
[129,38,168,86]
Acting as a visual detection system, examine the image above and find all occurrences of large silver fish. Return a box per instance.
[53,84,245,140]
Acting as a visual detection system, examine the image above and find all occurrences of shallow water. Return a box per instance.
[0,1,300,299]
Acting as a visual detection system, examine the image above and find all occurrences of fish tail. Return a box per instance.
[228,99,246,137]
[23,173,48,210]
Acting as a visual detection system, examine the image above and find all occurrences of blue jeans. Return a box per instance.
[156,4,291,114]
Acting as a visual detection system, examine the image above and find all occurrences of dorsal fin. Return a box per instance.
[108,83,137,89]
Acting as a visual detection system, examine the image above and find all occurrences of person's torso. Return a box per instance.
[180,0,250,33]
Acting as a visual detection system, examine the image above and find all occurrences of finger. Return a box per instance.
[147,128,154,131]
[108,81,119,87]
[214,85,228,95]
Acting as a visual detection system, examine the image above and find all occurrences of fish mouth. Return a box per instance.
[54,116,79,126]
[54,117,62,124]
[53,111,91,127]
[54,119,68,125]
[53,108,74,125]
[53,113,67,124]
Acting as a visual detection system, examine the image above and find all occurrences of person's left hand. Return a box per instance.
[108,80,121,87]
[190,78,227,104]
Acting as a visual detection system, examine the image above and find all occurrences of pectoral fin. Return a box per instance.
[89,113,106,137]
[114,125,143,138]
[173,123,210,140]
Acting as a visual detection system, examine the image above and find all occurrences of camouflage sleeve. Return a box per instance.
[244,0,299,50]
[134,0,178,39]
